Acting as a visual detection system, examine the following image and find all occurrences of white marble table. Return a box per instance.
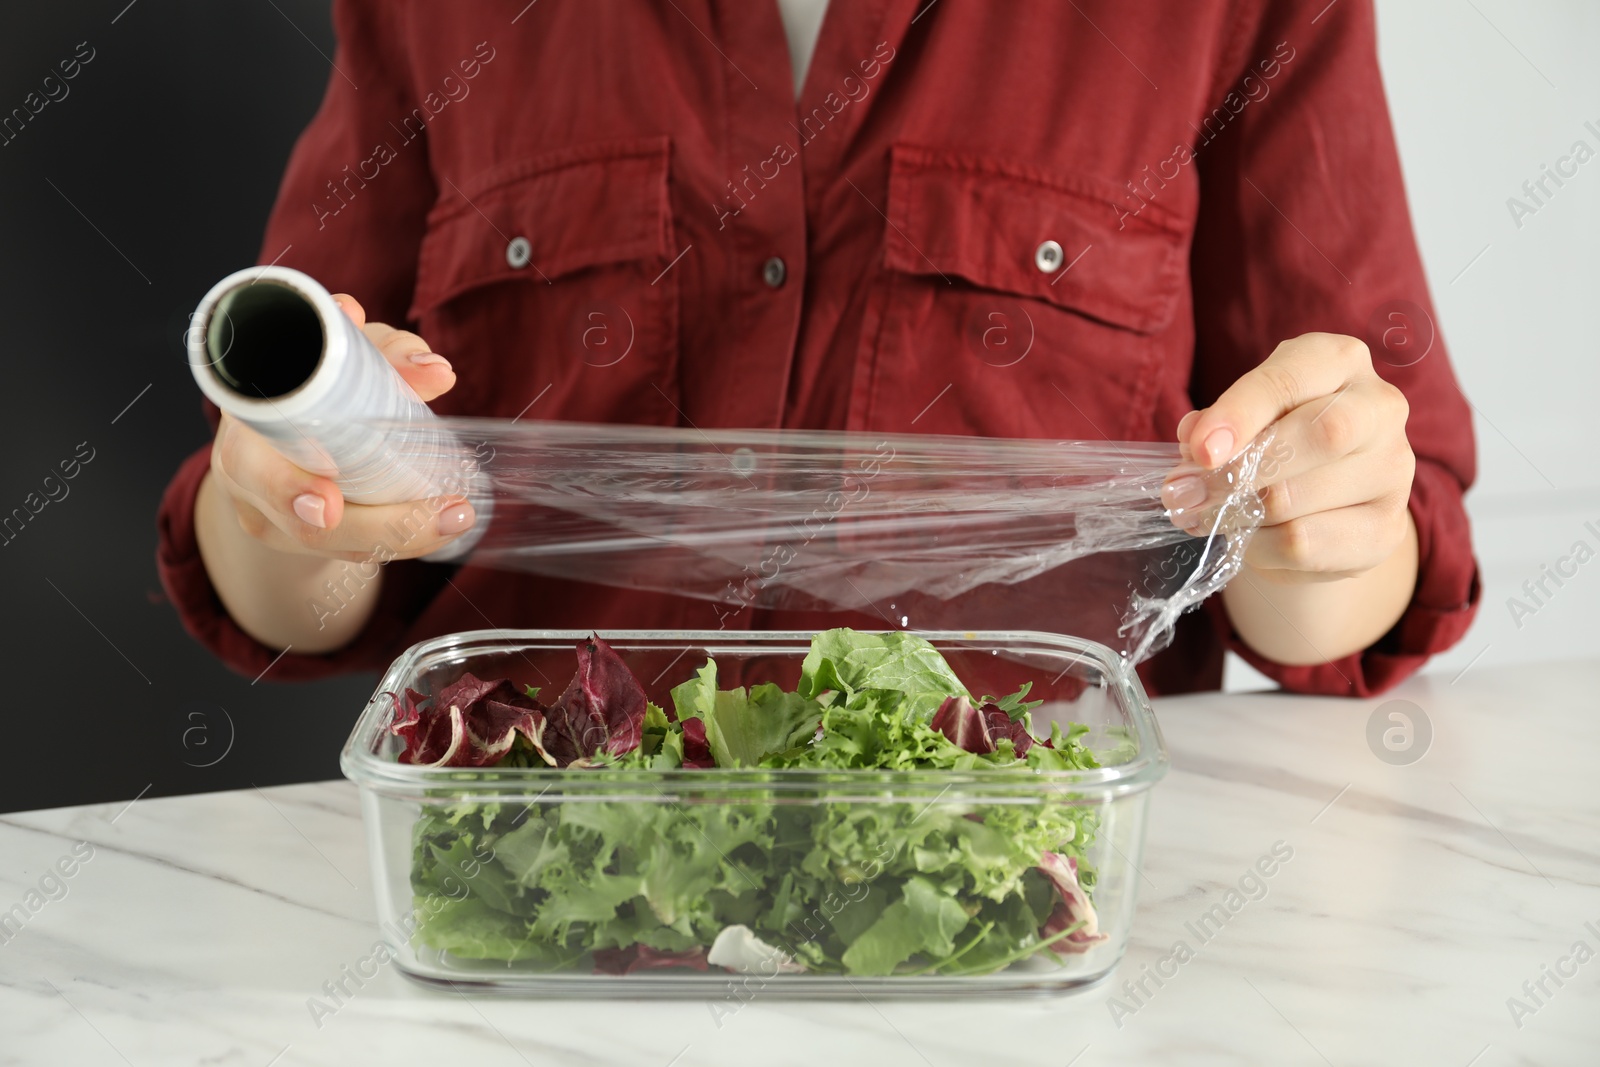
[4,661,1598,1066]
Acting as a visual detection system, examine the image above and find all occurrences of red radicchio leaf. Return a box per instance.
[389,673,546,768]
[981,705,1037,757]
[930,695,995,754]
[680,717,716,769]
[592,945,710,975]
[390,688,452,765]
[1038,851,1109,954]
[931,695,1042,757]
[434,672,509,711]
[539,635,648,766]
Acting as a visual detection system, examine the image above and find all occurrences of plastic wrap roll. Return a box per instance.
[187,266,488,560]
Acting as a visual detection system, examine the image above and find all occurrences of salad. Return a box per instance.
[390,628,1109,977]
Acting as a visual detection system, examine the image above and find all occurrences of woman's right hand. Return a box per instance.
[195,294,474,654]
[206,294,475,562]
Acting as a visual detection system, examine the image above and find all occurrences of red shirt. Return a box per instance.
[157,0,1480,696]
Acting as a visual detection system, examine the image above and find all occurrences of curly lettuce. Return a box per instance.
[397,629,1108,976]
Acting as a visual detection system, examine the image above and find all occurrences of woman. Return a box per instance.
[158,0,1479,696]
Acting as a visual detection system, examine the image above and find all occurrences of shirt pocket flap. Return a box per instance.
[883,144,1188,334]
[410,136,674,320]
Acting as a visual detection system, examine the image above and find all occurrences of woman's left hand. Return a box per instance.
[1163,332,1417,583]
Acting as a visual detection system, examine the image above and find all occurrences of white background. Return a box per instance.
[1227,0,1600,690]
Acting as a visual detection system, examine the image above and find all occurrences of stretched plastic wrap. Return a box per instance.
[340,418,1271,666]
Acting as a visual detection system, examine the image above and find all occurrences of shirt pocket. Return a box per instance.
[851,144,1190,440]
[409,136,680,424]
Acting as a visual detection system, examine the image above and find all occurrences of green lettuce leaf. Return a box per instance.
[412,896,543,961]
[840,876,971,975]
[798,629,969,721]
[669,660,718,725]
[671,661,823,768]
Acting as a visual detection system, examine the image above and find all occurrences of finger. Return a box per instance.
[1165,375,1407,523]
[332,293,367,328]
[1159,422,1202,518]
[214,416,477,559]
[1242,501,1410,578]
[219,463,475,562]
[258,495,477,560]
[212,414,347,537]
[1160,462,1225,524]
[1186,333,1373,468]
[363,320,456,404]
[1251,450,1412,527]
[1248,377,1409,491]
[1164,445,1408,536]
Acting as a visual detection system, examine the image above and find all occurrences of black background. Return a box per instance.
[0,1,375,813]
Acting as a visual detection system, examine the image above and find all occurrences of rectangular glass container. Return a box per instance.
[340,628,1168,996]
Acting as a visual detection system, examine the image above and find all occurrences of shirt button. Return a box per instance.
[1034,239,1063,273]
[761,256,787,289]
[506,236,532,269]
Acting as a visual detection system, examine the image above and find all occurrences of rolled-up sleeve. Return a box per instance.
[1188,0,1481,695]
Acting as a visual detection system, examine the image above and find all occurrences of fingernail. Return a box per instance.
[1203,428,1235,466]
[436,502,475,536]
[1176,411,1198,442]
[292,493,327,529]
[1163,476,1206,511]
[409,351,452,369]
